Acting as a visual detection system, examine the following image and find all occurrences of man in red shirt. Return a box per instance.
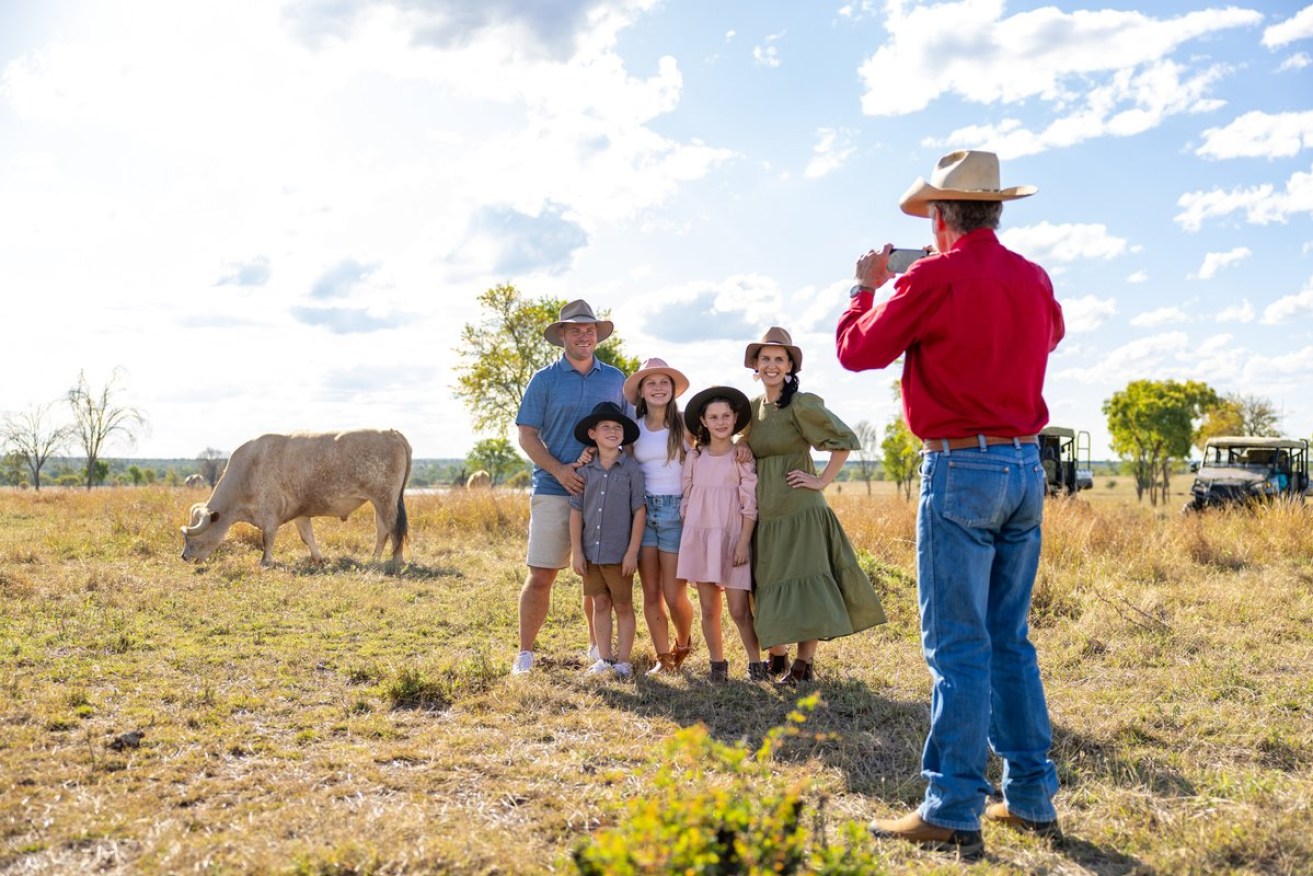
[837,150,1064,860]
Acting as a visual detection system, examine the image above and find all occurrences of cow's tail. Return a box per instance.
[392,436,412,562]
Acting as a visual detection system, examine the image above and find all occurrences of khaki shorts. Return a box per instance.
[526,494,572,569]
[581,562,634,606]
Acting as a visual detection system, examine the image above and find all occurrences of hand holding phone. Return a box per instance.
[888,247,932,274]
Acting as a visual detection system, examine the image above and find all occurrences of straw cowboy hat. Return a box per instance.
[573,401,640,447]
[544,299,615,346]
[899,150,1038,218]
[623,357,690,405]
[744,326,803,373]
[683,385,751,436]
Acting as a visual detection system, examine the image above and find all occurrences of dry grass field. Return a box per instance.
[1,485,1311,874]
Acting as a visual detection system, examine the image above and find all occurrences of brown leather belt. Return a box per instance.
[924,435,1038,451]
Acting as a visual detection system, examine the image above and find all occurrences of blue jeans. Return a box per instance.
[641,494,683,552]
[915,442,1059,830]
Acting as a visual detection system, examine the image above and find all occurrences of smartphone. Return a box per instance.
[888,247,930,274]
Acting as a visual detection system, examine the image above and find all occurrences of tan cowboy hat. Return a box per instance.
[544,299,615,346]
[623,357,690,405]
[899,150,1038,218]
[744,326,803,373]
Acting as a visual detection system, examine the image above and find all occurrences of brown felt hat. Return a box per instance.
[544,299,614,346]
[744,326,802,373]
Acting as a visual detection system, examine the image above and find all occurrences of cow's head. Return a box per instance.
[180,503,228,562]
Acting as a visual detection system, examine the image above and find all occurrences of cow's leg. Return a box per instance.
[370,500,391,562]
[260,526,277,566]
[294,516,324,563]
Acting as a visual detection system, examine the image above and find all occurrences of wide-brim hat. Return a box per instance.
[623,357,690,405]
[574,401,639,447]
[684,386,751,436]
[744,326,803,373]
[899,150,1037,218]
[544,299,615,346]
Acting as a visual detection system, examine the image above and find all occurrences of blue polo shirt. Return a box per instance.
[516,355,626,497]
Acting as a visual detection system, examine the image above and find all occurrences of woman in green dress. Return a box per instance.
[742,326,886,684]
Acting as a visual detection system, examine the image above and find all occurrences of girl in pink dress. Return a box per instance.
[676,386,767,682]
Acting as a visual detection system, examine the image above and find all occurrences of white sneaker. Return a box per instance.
[586,658,613,674]
[587,644,601,661]
[511,651,534,675]
[612,661,633,678]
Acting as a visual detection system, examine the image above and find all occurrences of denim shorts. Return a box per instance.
[641,494,683,552]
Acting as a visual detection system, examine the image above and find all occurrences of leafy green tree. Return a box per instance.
[467,437,524,486]
[880,382,919,501]
[1104,379,1217,506]
[851,420,879,496]
[1,402,72,491]
[454,285,638,436]
[126,465,144,486]
[1195,392,1280,449]
[67,369,148,490]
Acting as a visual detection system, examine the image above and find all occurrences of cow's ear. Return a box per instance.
[210,511,220,523]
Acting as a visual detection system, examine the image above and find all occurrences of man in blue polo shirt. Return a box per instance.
[511,299,627,675]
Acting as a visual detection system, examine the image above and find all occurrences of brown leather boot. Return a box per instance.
[984,802,1061,838]
[708,660,729,682]
[747,661,771,682]
[671,639,693,669]
[645,652,678,676]
[775,659,814,687]
[766,651,790,678]
[869,811,984,860]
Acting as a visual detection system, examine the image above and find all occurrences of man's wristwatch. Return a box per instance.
[849,284,875,299]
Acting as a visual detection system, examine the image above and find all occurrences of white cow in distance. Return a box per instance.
[180,429,411,566]
[466,470,492,488]
[184,474,206,488]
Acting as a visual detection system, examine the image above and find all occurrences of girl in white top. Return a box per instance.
[623,358,696,675]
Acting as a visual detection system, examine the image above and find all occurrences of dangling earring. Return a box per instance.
[752,369,761,382]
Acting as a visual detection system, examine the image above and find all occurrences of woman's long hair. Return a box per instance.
[635,395,687,463]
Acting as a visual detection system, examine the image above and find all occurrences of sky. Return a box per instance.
[2,0,1312,463]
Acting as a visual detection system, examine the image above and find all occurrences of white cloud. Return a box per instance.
[862,3,1260,155]
[1194,247,1252,280]
[1059,294,1117,333]
[1262,5,1313,48]
[804,128,855,179]
[1262,278,1313,324]
[753,32,784,67]
[1217,299,1255,324]
[1001,221,1129,263]
[1127,270,1149,284]
[1058,331,1189,384]
[1279,52,1311,71]
[1196,110,1313,160]
[1130,306,1188,327]
[1175,163,1313,230]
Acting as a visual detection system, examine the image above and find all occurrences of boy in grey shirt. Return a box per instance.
[569,401,646,678]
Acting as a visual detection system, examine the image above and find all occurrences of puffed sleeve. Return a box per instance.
[736,457,758,521]
[790,392,860,451]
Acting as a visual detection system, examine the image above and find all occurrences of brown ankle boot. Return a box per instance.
[671,639,693,669]
[708,660,729,682]
[645,652,678,676]
[767,652,789,678]
[747,661,770,682]
[775,659,813,686]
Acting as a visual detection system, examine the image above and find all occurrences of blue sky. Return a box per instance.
[2,0,1311,461]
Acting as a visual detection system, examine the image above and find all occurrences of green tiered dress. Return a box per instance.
[745,392,886,648]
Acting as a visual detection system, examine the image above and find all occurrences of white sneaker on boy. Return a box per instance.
[612,662,633,678]
[586,658,614,674]
[587,644,601,662]
[511,651,534,675]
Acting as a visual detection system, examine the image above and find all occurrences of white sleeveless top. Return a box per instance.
[633,419,683,495]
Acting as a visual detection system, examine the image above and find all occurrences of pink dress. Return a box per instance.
[675,447,758,590]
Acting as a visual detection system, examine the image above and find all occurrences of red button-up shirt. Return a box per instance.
[836,228,1064,440]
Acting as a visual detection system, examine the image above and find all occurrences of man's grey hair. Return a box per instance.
[929,200,1002,232]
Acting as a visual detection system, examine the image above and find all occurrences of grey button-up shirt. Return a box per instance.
[568,453,646,564]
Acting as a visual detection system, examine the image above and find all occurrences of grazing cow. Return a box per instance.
[184,474,206,488]
[465,469,492,489]
[180,429,411,566]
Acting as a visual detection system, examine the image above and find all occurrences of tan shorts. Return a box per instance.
[526,494,572,569]
[581,563,634,606]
